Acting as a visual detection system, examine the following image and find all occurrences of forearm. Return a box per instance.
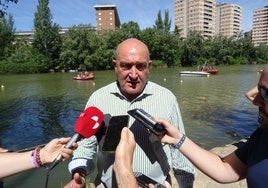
[177,136,240,183]
[113,127,137,188]
[113,165,138,188]
[159,118,243,183]
[0,151,33,178]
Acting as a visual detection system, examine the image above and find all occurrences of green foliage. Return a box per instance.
[0,14,15,60]
[102,30,126,49]
[0,46,49,73]
[181,31,204,66]
[154,10,171,32]
[139,26,182,68]
[255,44,268,63]
[151,60,164,68]
[33,0,62,69]
[60,26,114,71]
[154,10,164,30]
[0,61,48,74]
[121,21,141,38]
[0,0,18,18]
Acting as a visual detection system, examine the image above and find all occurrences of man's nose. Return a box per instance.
[129,66,138,77]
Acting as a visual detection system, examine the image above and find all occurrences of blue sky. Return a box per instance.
[7,0,268,32]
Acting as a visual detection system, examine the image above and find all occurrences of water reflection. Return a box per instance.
[176,66,260,148]
[0,73,97,151]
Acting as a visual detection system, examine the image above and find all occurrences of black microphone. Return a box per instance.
[49,106,104,170]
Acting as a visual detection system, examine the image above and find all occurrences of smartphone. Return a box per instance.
[134,172,166,188]
[102,115,129,152]
[127,109,166,136]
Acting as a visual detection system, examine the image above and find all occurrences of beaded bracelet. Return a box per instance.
[173,134,186,149]
[36,147,43,167]
[31,147,43,168]
[30,150,35,167]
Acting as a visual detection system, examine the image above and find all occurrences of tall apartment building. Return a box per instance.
[94,4,121,31]
[252,6,268,46]
[174,0,242,38]
[174,0,216,38]
[216,3,242,37]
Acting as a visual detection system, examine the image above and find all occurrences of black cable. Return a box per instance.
[45,168,52,188]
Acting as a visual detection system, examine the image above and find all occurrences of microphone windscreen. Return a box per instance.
[74,106,104,138]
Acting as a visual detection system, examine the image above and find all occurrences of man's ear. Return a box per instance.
[148,60,152,68]
[112,60,117,68]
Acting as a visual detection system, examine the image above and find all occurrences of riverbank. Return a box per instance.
[193,138,248,188]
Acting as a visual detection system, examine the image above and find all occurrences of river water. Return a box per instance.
[0,64,263,187]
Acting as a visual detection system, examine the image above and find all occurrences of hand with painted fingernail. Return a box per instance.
[39,137,78,165]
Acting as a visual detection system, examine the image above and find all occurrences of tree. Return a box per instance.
[255,44,268,63]
[33,0,62,70]
[0,14,15,60]
[163,10,171,32]
[140,28,181,67]
[154,10,164,30]
[174,25,182,36]
[154,10,171,32]
[60,26,114,71]
[121,21,140,38]
[181,31,204,66]
[0,0,18,18]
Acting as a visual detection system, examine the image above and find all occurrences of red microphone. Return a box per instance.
[49,106,104,170]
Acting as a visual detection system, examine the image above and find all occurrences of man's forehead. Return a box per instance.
[127,47,139,60]
[117,51,148,62]
[129,47,137,54]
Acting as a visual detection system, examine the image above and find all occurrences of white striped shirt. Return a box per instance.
[69,81,195,188]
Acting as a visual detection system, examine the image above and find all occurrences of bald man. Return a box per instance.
[66,38,194,188]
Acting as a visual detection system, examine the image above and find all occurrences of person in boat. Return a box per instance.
[200,64,211,71]
[105,64,268,188]
[84,71,90,76]
[64,38,194,188]
[84,71,94,78]
[200,64,205,71]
